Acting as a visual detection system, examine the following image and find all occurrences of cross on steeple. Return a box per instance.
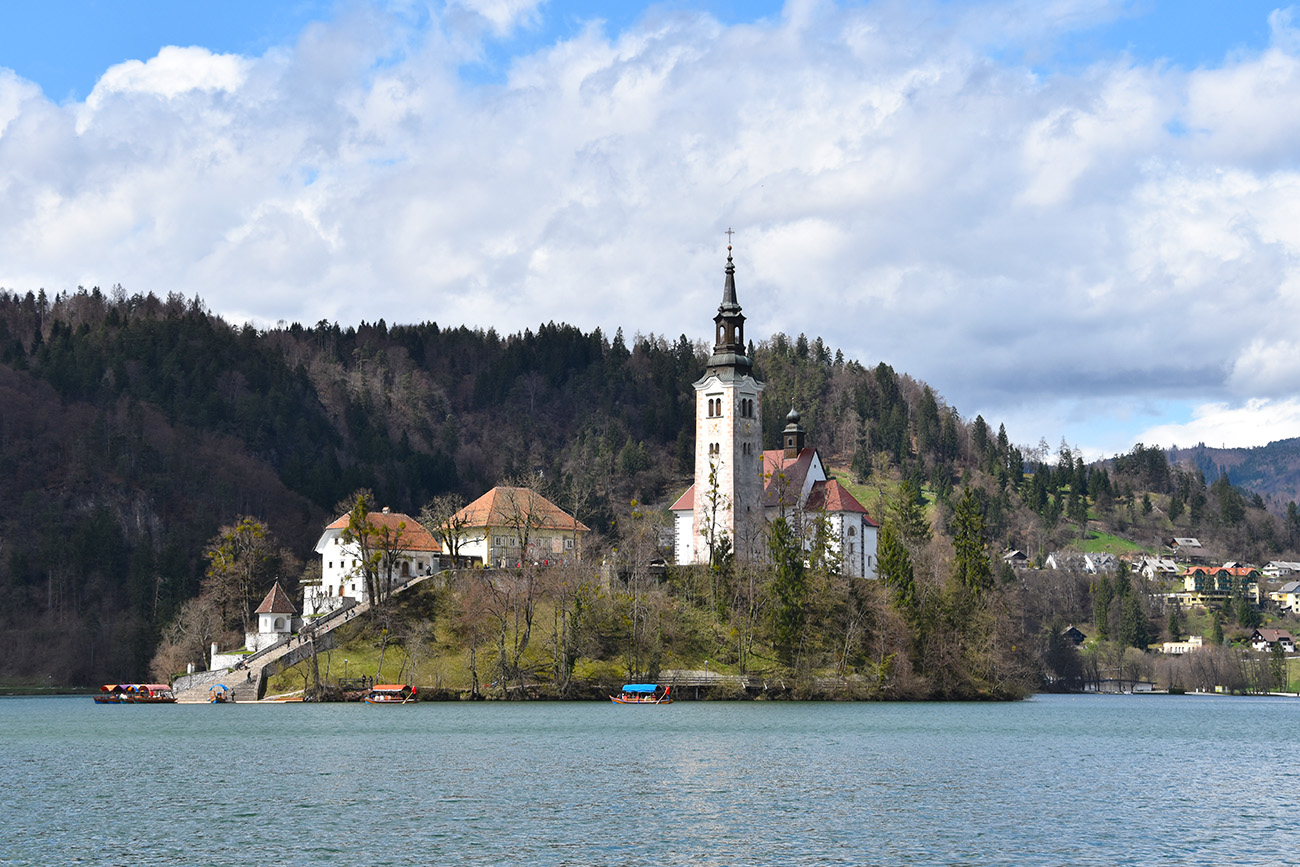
[725,227,735,248]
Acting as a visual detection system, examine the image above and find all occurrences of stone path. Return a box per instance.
[173,570,442,702]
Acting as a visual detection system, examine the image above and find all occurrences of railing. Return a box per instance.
[657,669,756,689]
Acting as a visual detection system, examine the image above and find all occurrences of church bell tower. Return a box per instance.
[691,242,764,564]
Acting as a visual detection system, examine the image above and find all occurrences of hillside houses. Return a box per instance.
[1269,581,1300,613]
[1167,565,1262,607]
[1134,557,1180,580]
[1251,628,1295,653]
[1167,537,1210,563]
[1044,551,1118,573]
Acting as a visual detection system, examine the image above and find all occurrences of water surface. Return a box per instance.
[1,694,1293,866]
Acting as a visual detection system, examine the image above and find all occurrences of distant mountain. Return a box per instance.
[1168,439,1300,507]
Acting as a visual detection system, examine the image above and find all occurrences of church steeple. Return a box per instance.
[681,231,765,568]
[708,240,750,376]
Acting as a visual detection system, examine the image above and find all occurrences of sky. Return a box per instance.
[1,0,1298,460]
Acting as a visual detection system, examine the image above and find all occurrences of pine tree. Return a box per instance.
[1093,575,1113,641]
[952,488,992,596]
[877,524,916,619]
[890,480,932,548]
[767,517,807,668]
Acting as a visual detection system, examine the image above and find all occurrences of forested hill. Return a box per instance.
[0,287,958,685]
[4,287,1296,690]
[1168,440,1300,507]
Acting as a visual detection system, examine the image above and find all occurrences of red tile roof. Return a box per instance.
[1184,566,1259,577]
[451,487,590,532]
[762,448,816,507]
[325,509,443,552]
[255,581,297,615]
[803,479,879,525]
[669,484,695,511]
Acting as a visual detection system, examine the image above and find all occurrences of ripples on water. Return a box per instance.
[0,694,1295,866]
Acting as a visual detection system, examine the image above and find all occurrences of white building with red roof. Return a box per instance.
[671,407,878,577]
[668,247,878,577]
[447,486,588,569]
[306,507,444,616]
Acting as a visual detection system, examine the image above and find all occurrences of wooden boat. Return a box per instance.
[364,684,417,704]
[208,684,235,703]
[132,684,178,703]
[94,683,175,703]
[610,683,672,704]
[94,684,130,703]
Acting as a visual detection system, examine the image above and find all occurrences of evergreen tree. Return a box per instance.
[1093,575,1113,641]
[877,523,917,619]
[1235,596,1261,630]
[1118,594,1150,649]
[1067,489,1089,526]
[970,415,991,466]
[767,517,807,668]
[951,488,992,596]
[1168,493,1184,522]
[1167,603,1183,642]
[1271,641,1288,692]
[891,480,932,548]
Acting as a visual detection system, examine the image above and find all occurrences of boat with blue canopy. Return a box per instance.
[610,683,672,704]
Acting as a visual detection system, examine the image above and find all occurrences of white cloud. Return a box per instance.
[2,1,1300,451]
[0,69,42,140]
[84,45,248,106]
[450,0,546,36]
[1228,338,1300,397]
[1138,399,1300,450]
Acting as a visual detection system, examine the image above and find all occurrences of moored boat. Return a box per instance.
[364,684,417,704]
[94,684,130,704]
[208,684,235,703]
[610,684,672,704]
[94,683,176,703]
[132,684,178,703]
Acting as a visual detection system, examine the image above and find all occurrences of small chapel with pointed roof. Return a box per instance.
[246,581,301,652]
[670,245,879,578]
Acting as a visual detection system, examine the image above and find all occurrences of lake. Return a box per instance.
[0,693,1294,866]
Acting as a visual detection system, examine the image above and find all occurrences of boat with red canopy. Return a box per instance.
[132,684,177,703]
[94,683,176,703]
[94,684,131,703]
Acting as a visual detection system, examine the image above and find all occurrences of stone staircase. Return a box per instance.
[172,570,443,702]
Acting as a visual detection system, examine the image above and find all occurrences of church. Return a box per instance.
[669,245,879,578]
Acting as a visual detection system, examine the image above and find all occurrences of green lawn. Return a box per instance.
[827,468,894,523]
[1079,531,1147,555]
